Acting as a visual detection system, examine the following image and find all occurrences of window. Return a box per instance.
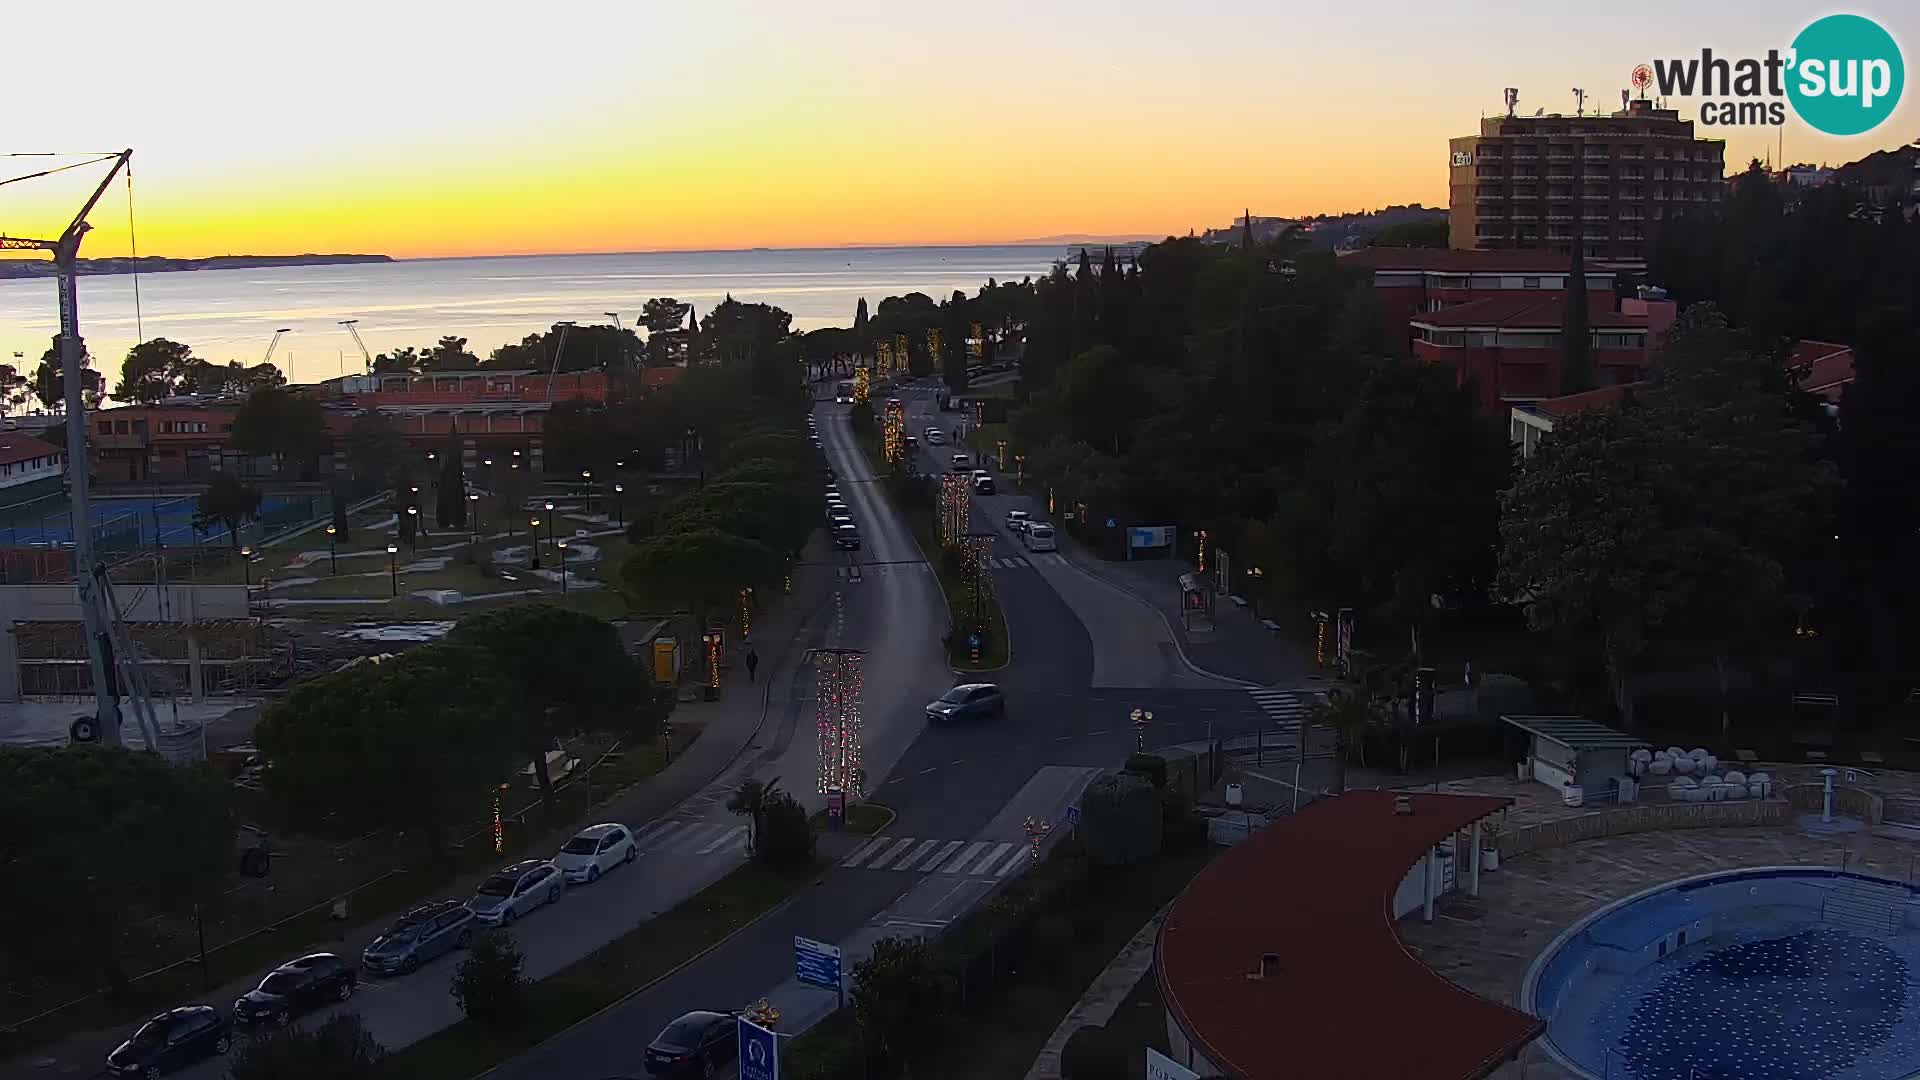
[1522,277,1541,289]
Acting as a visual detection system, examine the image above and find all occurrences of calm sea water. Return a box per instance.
[0,245,1061,387]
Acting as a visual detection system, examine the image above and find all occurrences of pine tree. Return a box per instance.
[684,305,699,365]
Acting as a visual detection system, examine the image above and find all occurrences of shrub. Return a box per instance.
[757,790,816,871]
[450,929,526,1032]
[1080,772,1162,867]
[1123,753,1167,789]
[852,935,952,1063]
[226,1015,383,1080]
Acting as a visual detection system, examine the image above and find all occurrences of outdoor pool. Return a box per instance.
[1525,867,1920,1080]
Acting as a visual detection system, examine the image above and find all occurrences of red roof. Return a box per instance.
[1339,248,1582,273]
[1158,790,1539,1080]
[0,433,62,467]
[1411,294,1648,331]
[641,367,686,392]
[1531,383,1644,415]
[1785,339,1854,396]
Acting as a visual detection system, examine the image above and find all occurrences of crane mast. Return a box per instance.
[339,319,372,375]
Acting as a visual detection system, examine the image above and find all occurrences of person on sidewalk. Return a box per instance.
[746,647,760,683]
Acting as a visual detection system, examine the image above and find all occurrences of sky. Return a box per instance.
[2,0,1916,260]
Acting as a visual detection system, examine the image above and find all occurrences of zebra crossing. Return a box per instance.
[987,553,1068,570]
[838,835,1033,878]
[630,819,752,858]
[1249,687,1316,735]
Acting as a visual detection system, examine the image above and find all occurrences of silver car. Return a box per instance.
[466,860,564,926]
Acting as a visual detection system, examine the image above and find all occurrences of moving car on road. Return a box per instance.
[233,953,355,1027]
[362,900,475,976]
[923,427,946,445]
[107,1006,230,1079]
[1023,523,1058,552]
[1005,509,1029,533]
[467,859,565,926]
[834,381,853,403]
[833,523,862,550]
[949,452,973,472]
[555,823,638,884]
[644,1010,740,1077]
[925,682,1006,723]
[971,469,996,495]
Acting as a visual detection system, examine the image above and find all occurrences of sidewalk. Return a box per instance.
[3,543,838,1079]
[1054,538,1312,688]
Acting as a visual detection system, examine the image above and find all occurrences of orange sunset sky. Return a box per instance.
[3,0,1915,259]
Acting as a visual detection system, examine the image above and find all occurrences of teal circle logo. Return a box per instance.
[1787,14,1904,136]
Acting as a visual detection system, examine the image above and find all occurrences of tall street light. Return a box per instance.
[556,539,569,593]
[582,470,594,513]
[1131,707,1154,752]
[324,525,338,575]
[468,493,481,541]
[1247,565,1264,620]
[544,501,556,550]
[239,545,254,589]
[386,544,399,596]
[613,483,625,528]
[529,517,543,569]
[406,506,419,549]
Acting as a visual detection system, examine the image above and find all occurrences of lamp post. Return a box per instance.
[1023,817,1052,864]
[556,539,569,593]
[325,525,338,575]
[1247,565,1264,619]
[1131,707,1154,752]
[996,439,1007,470]
[239,545,253,589]
[468,493,480,540]
[544,501,556,550]
[581,470,593,513]
[386,544,398,596]
[613,483,625,527]
[529,517,542,569]
[406,505,418,549]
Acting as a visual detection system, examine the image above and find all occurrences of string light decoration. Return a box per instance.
[1195,530,1209,573]
[704,631,723,691]
[813,648,866,797]
[739,587,753,640]
[969,322,984,360]
[853,367,871,404]
[893,334,909,372]
[883,398,905,464]
[1023,817,1052,863]
[962,533,995,638]
[876,341,893,371]
[925,327,943,364]
[1015,453,1026,487]
[996,440,1007,470]
[939,474,971,545]
[1313,611,1330,667]
[493,793,505,854]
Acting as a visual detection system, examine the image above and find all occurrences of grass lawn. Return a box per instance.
[373,860,817,1080]
[808,801,895,836]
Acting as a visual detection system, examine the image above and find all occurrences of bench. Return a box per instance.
[1260,619,1282,635]
[1805,750,1830,762]
[1228,595,1248,608]
[1861,751,1887,765]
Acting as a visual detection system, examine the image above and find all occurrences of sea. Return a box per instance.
[0,245,1065,387]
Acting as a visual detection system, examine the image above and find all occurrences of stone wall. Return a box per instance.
[1783,783,1883,824]
[1500,798,1789,857]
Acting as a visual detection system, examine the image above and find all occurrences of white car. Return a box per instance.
[1005,509,1030,533]
[1023,523,1058,552]
[554,823,637,885]
[466,859,565,926]
[924,428,947,446]
[950,453,973,472]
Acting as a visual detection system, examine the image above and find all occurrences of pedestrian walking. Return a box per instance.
[746,647,760,683]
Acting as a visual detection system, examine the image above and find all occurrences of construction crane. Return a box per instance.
[339,318,372,375]
[0,149,157,749]
[262,326,292,366]
[545,320,575,399]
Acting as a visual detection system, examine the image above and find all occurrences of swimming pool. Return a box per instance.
[1524,867,1920,1080]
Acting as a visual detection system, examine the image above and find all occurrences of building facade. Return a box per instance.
[1449,100,1726,263]
[0,434,65,501]
[1340,248,1618,355]
[1411,295,1658,411]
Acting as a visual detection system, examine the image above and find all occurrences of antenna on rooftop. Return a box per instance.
[1572,88,1587,116]
[1503,87,1519,118]
[1621,88,1630,112]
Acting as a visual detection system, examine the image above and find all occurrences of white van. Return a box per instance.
[1023,523,1057,552]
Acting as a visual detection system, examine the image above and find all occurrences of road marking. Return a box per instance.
[700,824,748,854]
[968,841,1017,875]
[896,839,941,872]
[912,839,965,872]
[862,837,920,870]
[939,840,989,874]
[839,837,887,868]
[633,820,691,851]
[993,844,1032,877]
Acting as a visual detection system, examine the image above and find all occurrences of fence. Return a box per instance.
[1498,798,1790,858]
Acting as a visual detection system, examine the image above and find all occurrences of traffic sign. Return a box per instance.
[794,936,843,993]
[1146,1048,1198,1080]
[738,1016,779,1080]
[1063,805,1081,827]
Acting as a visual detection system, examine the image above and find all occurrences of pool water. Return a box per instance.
[1528,869,1920,1080]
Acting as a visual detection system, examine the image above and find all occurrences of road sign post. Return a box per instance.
[794,935,845,1009]
[1147,1048,1199,1080]
[737,1016,779,1080]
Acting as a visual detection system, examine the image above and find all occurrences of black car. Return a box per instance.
[233,952,356,1026]
[833,524,862,550]
[362,899,476,975]
[925,682,1006,723]
[644,1010,739,1077]
[106,1006,231,1078]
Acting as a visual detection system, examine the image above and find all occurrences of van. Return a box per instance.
[1024,524,1056,552]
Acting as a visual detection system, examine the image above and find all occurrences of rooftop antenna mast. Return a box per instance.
[0,149,134,746]
[1572,88,1587,116]
[339,319,373,376]
[1503,87,1519,118]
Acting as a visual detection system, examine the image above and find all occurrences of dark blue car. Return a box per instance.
[924,683,1006,723]
[106,1006,230,1078]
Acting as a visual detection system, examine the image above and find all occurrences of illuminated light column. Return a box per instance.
[853,368,871,404]
[1023,817,1052,863]
[883,399,905,465]
[894,334,909,373]
[739,586,754,639]
[813,648,866,797]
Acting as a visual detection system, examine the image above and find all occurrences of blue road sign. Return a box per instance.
[967,633,982,648]
[738,1016,778,1080]
[1064,805,1081,827]
[794,935,843,992]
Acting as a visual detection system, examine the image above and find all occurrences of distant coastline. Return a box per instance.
[0,254,393,280]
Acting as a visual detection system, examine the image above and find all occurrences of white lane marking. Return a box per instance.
[839,837,887,868]
[939,840,988,874]
[994,844,1033,877]
[968,841,1017,875]
[895,839,941,872]
[634,821,693,851]
[700,824,748,854]
[911,839,966,872]
[863,837,921,870]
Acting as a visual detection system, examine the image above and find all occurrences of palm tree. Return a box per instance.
[1310,686,1387,796]
[726,776,782,854]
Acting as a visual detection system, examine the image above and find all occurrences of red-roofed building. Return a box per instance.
[1412,295,1657,410]
[0,433,65,500]
[1340,247,1618,355]
[1158,790,1539,1079]
[1784,340,1855,401]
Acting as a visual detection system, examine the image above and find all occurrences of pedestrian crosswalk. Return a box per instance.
[838,835,1032,878]
[630,819,751,858]
[1249,687,1317,735]
[987,553,1068,570]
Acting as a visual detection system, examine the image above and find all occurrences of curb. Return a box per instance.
[1052,548,1259,689]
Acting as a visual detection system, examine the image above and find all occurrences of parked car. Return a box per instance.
[833,524,862,550]
[923,427,946,445]
[106,1006,231,1079]
[828,510,854,530]
[925,683,1006,723]
[467,859,565,926]
[233,953,356,1027]
[1023,523,1058,552]
[644,1010,740,1077]
[555,823,638,885]
[362,900,475,976]
[949,453,973,472]
[971,470,996,495]
[1005,509,1030,533]
[904,434,918,450]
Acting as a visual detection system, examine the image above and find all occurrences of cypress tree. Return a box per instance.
[1561,223,1593,394]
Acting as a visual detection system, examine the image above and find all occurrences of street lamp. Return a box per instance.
[556,539,569,593]
[239,545,253,589]
[1247,565,1264,619]
[544,501,556,548]
[613,483,625,528]
[582,469,594,513]
[324,525,338,575]
[468,493,481,539]
[1131,707,1154,752]
[386,544,399,596]
[406,505,419,548]
[529,517,542,569]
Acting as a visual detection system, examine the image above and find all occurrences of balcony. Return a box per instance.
[1478,210,1506,220]
[1475,195,1505,204]
[1512,173,1539,181]
[1547,172,1574,181]
[1547,151,1575,161]
[1510,212,1540,222]
[1582,192,1610,200]
[1547,212,1573,222]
